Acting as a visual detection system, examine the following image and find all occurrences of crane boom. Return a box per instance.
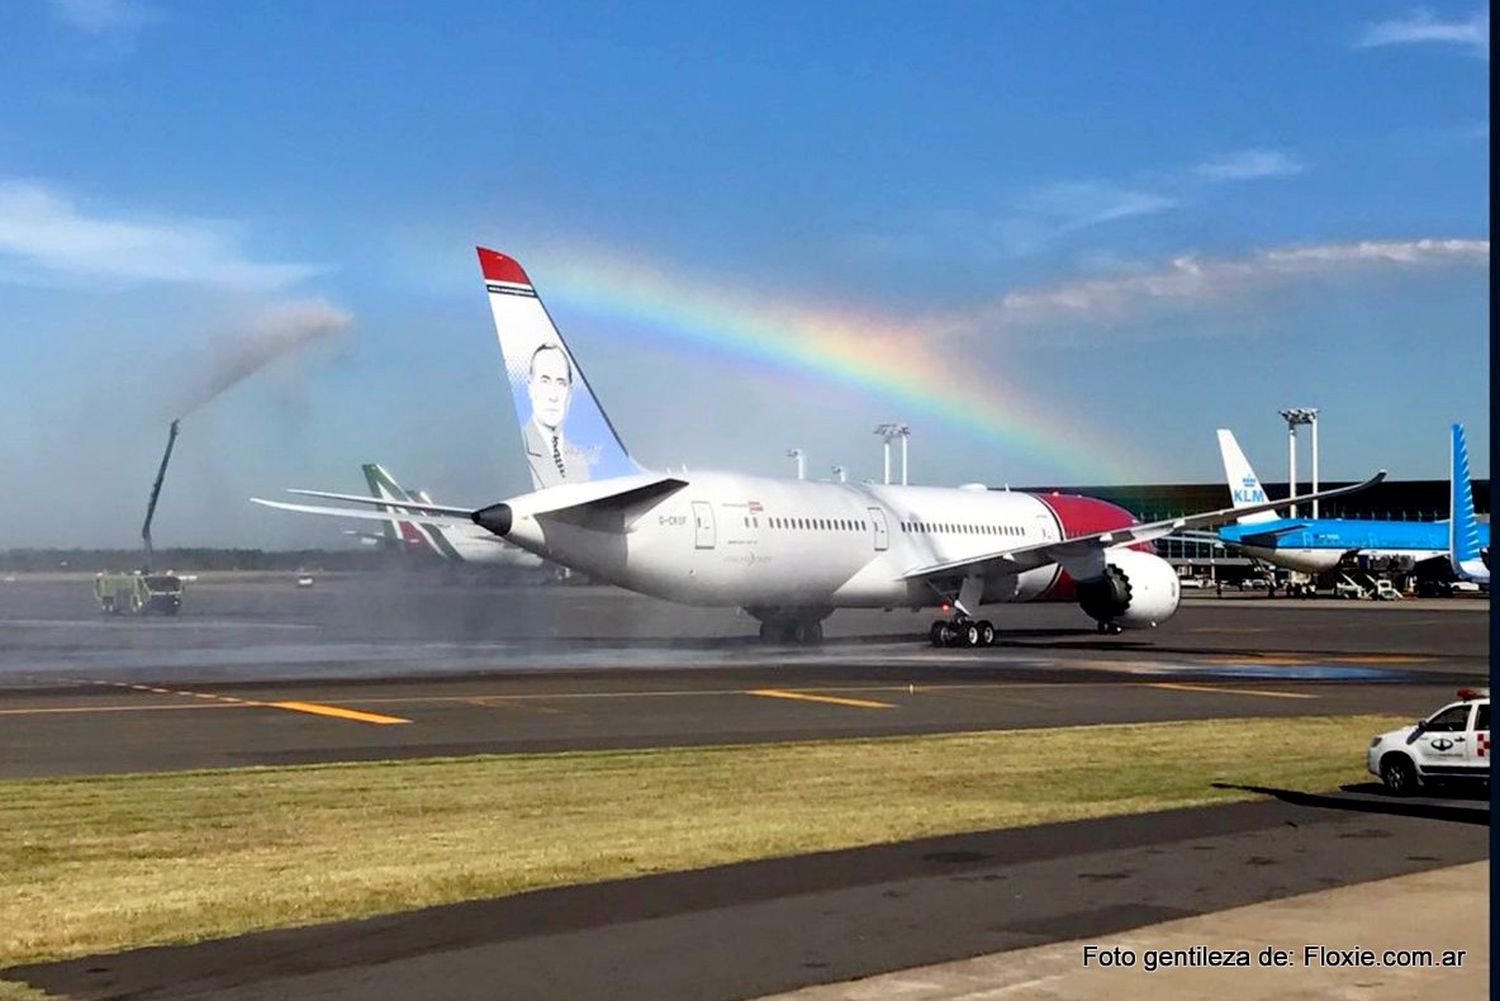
[142,419,180,571]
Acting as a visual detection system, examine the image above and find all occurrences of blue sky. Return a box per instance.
[0,0,1489,547]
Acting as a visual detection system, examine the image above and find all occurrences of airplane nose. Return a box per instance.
[473,502,512,537]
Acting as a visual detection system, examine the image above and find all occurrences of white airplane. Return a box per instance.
[253,248,1381,646]
[261,462,543,569]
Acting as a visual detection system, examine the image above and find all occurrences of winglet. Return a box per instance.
[477,247,531,287]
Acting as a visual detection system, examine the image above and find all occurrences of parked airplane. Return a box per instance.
[1204,429,1487,575]
[1448,423,1489,585]
[260,463,544,569]
[253,248,1381,646]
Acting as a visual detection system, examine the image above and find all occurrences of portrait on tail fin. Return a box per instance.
[521,342,592,487]
[478,246,642,491]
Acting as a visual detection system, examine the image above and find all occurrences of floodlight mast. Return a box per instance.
[1279,408,1319,518]
[786,448,806,481]
[875,423,911,485]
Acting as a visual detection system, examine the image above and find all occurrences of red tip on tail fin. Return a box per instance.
[477,247,531,286]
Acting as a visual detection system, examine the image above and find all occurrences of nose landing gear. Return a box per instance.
[929,617,996,648]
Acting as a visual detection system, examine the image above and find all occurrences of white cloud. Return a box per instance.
[0,180,323,289]
[999,181,1176,254]
[953,238,1489,334]
[49,0,154,36]
[1356,9,1489,56]
[1194,149,1305,181]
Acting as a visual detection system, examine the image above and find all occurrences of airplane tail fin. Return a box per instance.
[1449,423,1487,580]
[361,463,444,555]
[1216,429,1279,525]
[477,247,643,491]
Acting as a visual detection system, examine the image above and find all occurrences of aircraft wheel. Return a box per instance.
[976,620,995,647]
[929,621,948,647]
[953,619,980,648]
[792,619,824,645]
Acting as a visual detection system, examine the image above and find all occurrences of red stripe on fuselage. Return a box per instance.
[1030,493,1148,601]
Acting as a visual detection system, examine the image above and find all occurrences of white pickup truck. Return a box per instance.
[1367,689,1490,794]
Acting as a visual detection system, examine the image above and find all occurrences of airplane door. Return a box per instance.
[868,507,889,551]
[1035,512,1058,542]
[692,501,716,549]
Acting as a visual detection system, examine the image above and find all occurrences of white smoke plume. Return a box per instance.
[178,298,353,416]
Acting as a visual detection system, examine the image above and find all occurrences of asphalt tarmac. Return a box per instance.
[0,574,1488,777]
[0,573,1489,1000]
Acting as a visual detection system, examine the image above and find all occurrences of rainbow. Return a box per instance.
[536,246,1143,481]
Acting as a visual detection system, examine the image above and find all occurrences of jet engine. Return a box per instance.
[1074,549,1181,630]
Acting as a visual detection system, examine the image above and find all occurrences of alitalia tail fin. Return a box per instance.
[477,247,642,491]
[1216,429,1279,525]
[360,463,461,559]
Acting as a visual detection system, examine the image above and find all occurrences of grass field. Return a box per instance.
[0,714,1397,985]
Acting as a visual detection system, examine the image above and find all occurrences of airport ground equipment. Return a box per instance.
[94,419,187,616]
[1367,688,1489,794]
[94,571,183,615]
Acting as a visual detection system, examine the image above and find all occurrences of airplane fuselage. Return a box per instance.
[493,471,1142,611]
[1217,517,1488,574]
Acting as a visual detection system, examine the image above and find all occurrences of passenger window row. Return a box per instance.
[760,517,868,532]
[901,521,1025,537]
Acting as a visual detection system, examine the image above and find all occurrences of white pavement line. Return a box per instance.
[755,862,1487,1000]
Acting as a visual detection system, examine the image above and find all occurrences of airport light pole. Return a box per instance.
[1279,408,1318,518]
[786,448,806,481]
[831,465,847,483]
[875,423,910,485]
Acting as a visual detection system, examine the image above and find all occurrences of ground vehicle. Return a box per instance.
[1368,689,1489,794]
[1178,575,1207,589]
[95,571,184,615]
[1371,579,1402,601]
[295,575,316,589]
[1333,580,1365,599]
[1236,577,1271,591]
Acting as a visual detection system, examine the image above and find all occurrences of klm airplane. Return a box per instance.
[1206,425,1487,576]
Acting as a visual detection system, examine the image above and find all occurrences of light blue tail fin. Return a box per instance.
[1448,423,1487,581]
[477,247,643,491]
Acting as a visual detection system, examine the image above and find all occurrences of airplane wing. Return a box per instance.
[250,497,475,528]
[285,489,472,517]
[903,471,1385,583]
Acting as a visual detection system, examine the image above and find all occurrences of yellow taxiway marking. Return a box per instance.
[746,689,895,709]
[68,679,410,724]
[1148,682,1316,700]
[267,701,411,725]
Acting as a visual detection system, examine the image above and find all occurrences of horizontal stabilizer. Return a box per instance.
[285,489,473,517]
[251,497,474,528]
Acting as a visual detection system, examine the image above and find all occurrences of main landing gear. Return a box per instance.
[929,617,996,648]
[1095,620,1124,636]
[758,618,824,644]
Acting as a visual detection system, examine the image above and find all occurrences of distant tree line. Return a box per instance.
[0,548,438,572]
